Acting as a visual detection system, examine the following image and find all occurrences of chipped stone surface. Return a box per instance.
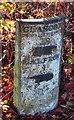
[20,21,63,115]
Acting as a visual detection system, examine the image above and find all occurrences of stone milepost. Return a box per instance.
[14,15,64,115]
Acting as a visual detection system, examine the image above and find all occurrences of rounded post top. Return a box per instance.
[16,14,65,24]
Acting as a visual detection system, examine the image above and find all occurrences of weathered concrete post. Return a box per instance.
[14,14,64,115]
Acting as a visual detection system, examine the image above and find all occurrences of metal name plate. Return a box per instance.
[14,15,64,115]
